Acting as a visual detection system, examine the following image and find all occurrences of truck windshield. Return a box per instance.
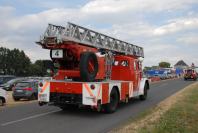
[187,70,192,73]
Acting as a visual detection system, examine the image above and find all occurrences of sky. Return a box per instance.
[0,0,198,67]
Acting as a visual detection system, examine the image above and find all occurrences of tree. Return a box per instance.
[29,63,43,76]
[143,66,152,72]
[159,61,171,68]
[0,46,53,76]
[32,60,53,76]
[151,66,159,70]
[9,48,31,76]
[0,47,31,76]
[0,47,10,74]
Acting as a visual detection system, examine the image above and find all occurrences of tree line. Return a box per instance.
[0,47,53,76]
[144,61,171,72]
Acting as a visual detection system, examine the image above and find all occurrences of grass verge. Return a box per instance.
[110,82,198,133]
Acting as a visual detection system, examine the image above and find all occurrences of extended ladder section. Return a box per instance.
[38,22,144,57]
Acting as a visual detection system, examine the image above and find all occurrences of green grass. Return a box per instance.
[139,85,198,133]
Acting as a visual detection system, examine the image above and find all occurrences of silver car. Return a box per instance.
[0,87,7,106]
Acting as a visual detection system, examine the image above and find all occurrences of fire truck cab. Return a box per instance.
[37,22,150,113]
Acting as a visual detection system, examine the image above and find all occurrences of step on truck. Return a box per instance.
[36,22,150,113]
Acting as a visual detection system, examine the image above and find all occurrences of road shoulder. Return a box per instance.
[110,81,198,133]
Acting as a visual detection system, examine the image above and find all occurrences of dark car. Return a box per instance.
[0,78,26,91]
[12,80,39,101]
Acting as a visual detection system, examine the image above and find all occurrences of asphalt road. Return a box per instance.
[0,79,196,133]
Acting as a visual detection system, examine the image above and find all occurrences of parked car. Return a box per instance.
[0,78,26,91]
[0,75,15,85]
[12,80,39,101]
[0,87,7,106]
[167,73,176,79]
[154,74,167,80]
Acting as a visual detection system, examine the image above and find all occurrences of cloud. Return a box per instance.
[101,22,154,39]
[0,6,15,17]
[0,7,82,62]
[0,0,198,66]
[81,0,198,14]
[177,35,198,45]
[143,42,198,67]
[154,18,198,35]
[5,8,81,33]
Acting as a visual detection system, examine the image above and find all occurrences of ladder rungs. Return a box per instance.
[39,22,144,57]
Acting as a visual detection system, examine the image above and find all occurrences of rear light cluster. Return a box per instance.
[39,82,43,87]
[90,84,95,90]
[23,88,33,91]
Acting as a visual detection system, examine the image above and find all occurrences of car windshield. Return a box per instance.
[6,79,17,84]
[0,77,3,84]
[2,79,18,86]
[16,82,30,87]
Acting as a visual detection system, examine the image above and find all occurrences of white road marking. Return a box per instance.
[1,110,61,126]
[159,83,168,87]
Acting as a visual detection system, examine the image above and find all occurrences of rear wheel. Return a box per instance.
[103,88,119,113]
[140,83,148,101]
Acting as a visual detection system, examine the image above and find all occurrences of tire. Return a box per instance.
[80,52,98,82]
[14,97,20,101]
[0,98,4,106]
[140,83,148,101]
[103,88,119,113]
[28,94,35,100]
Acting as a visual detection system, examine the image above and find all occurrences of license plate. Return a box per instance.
[51,49,63,58]
[39,94,47,101]
[16,90,23,92]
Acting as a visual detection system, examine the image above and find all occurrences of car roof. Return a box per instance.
[0,75,15,78]
[18,80,38,83]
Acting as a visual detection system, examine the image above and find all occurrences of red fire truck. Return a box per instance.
[184,68,197,81]
[37,22,150,113]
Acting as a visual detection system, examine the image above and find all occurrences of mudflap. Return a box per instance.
[38,81,50,106]
[139,78,149,95]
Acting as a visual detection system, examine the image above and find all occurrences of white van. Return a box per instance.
[0,87,7,106]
